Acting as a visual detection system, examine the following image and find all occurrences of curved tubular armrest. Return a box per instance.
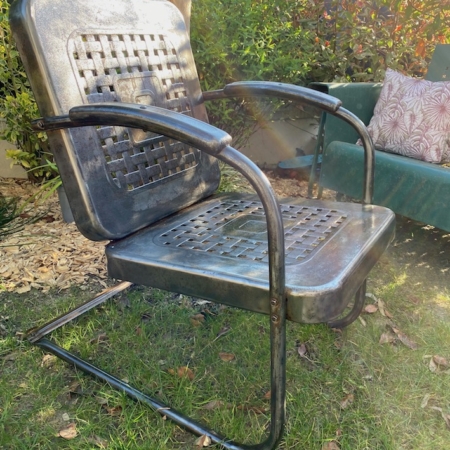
[213,81,342,113]
[34,103,232,157]
[203,81,374,203]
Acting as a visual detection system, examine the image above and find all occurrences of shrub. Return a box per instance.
[0,0,54,182]
[191,0,449,143]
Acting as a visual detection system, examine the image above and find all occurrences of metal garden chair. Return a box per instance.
[10,0,395,448]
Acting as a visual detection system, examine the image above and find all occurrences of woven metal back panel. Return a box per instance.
[11,0,220,240]
[70,32,200,191]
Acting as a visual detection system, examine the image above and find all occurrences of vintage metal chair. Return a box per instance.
[10,0,395,448]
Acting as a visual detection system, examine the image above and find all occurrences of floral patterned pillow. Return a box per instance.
[359,69,450,163]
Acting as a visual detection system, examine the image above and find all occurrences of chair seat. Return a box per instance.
[107,193,395,323]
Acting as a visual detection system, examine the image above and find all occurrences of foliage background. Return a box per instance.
[1,0,449,172]
[191,0,450,138]
[0,0,52,181]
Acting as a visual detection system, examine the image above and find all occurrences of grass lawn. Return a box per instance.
[1,190,449,449]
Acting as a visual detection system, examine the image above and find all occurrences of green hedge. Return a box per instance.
[191,0,449,142]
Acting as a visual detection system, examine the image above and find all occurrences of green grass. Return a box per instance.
[1,216,450,449]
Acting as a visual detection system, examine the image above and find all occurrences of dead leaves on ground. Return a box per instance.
[58,422,109,447]
[365,293,418,350]
[321,442,340,450]
[195,434,212,448]
[431,406,450,430]
[420,394,450,430]
[339,393,354,410]
[0,179,107,293]
[424,355,450,374]
[364,293,392,319]
[168,366,195,381]
[58,422,78,440]
[218,352,235,362]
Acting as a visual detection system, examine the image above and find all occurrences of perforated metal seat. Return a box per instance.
[10,0,395,448]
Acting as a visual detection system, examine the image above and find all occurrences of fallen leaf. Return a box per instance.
[58,423,78,440]
[431,406,450,429]
[16,284,31,294]
[379,332,395,345]
[41,354,57,368]
[432,355,449,368]
[364,304,378,314]
[62,412,71,422]
[340,393,354,409]
[219,352,235,362]
[358,316,367,327]
[297,343,307,358]
[195,434,212,448]
[67,381,81,395]
[95,397,109,405]
[263,390,271,400]
[377,299,393,318]
[190,313,205,327]
[102,405,122,416]
[429,358,438,373]
[322,441,340,450]
[170,366,195,381]
[420,393,431,408]
[390,326,418,350]
[202,400,224,410]
[214,326,231,341]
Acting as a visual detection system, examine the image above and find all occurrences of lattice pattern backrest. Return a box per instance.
[69,32,200,191]
[10,0,220,240]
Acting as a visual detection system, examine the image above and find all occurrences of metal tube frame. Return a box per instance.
[29,108,287,448]
[27,91,372,448]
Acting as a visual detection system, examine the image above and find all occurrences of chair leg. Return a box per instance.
[327,280,367,329]
[29,284,287,450]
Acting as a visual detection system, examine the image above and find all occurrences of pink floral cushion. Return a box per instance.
[360,69,450,163]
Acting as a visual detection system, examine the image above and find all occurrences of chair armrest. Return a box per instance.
[203,81,342,114]
[32,102,286,300]
[33,103,232,157]
[204,81,375,203]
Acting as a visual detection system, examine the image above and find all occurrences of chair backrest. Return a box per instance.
[10,0,220,241]
[425,44,450,81]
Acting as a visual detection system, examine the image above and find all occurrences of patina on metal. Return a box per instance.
[9,0,395,448]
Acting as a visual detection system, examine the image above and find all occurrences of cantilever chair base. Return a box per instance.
[27,283,277,450]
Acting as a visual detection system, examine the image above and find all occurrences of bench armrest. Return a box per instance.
[309,82,383,147]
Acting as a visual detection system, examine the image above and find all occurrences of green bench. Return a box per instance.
[311,44,450,231]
